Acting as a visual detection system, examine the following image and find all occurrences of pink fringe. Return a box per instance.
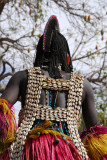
[22,134,83,160]
[7,102,13,110]
[0,134,90,160]
[0,100,17,158]
[0,109,7,141]
[0,101,17,140]
[0,150,9,160]
[80,125,107,139]
[7,101,17,128]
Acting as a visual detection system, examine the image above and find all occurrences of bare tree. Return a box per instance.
[0,0,45,92]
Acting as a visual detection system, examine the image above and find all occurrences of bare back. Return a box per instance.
[1,69,98,129]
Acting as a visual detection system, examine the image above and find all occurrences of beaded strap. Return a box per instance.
[9,67,88,160]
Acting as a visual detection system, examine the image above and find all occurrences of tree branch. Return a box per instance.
[0,72,14,81]
[88,76,107,86]
[72,48,107,61]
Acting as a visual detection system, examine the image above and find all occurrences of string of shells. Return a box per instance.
[67,73,88,159]
[9,67,42,160]
[9,67,88,160]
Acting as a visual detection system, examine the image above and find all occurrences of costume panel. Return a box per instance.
[0,68,107,160]
[8,67,88,159]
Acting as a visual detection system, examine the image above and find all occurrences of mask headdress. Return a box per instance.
[34,15,73,78]
[43,15,60,52]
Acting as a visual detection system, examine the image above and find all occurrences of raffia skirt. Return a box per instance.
[1,134,84,160]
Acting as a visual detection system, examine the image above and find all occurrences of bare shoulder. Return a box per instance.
[1,70,28,104]
[83,78,93,93]
[13,70,27,80]
[82,78,98,129]
[8,70,28,85]
[82,78,94,103]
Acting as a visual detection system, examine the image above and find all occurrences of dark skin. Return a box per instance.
[1,69,98,129]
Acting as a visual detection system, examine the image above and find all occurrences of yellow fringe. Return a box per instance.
[0,98,15,119]
[0,99,16,147]
[29,121,54,134]
[0,98,8,104]
[82,133,107,160]
[28,121,70,140]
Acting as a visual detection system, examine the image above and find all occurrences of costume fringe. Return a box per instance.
[0,150,9,160]
[1,120,85,160]
[80,126,107,160]
[0,98,17,156]
[23,134,83,160]
[25,121,83,160]
[29,121,71,141]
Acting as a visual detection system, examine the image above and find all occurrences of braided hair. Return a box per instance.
[34,15,73,78]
